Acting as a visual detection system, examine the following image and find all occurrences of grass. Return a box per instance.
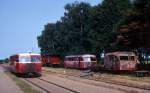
[6,72,42,93]
[112,73,150,83]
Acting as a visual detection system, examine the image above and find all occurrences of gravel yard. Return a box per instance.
[43,67,150,92]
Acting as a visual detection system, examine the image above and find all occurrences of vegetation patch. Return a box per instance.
[6,72,42,93]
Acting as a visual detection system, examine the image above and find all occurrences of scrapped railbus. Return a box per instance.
[64,54,97,69]
[104,52,139,71]
[10,53,42,75]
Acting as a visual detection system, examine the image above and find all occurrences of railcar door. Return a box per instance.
[119,56,129,70]
[106,55,114,70]
[112,56,119,70]
[78,57,83,69]
[83,57,91,69]
[104,55,118,70]
[18,55,30,73]
[74,57,79,69]
[31,55,41,73]
[90,57,97,67]
[10,55,19,73]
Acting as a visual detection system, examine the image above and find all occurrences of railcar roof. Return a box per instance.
[105,52,135,56]
[12,53,40,56]
[65,54,96,58]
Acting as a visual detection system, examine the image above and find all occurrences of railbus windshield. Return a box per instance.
[119,56,128,61]
[19,56,30,62]
[19,55,41,63]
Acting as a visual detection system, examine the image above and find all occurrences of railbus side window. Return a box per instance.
[31,56,41,62]
[67,58,69,61]
[120,56,128,61]
[130,56,135,61]
[79,57,83,61]
[91,57,96,61]
[69,58,72,61]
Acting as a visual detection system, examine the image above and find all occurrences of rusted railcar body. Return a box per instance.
[104,52,139,71]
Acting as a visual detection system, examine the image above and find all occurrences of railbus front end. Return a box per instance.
[10,53,42,76]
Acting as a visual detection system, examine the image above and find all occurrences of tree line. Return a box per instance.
[37,0,150,60]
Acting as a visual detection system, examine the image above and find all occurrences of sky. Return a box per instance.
[0,0,102,59]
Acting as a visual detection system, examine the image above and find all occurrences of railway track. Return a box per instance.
[43,69,150,91]
[37,78,79,93]
[24,78,51,93]
[94,78,150,91]
[21,77,79,93]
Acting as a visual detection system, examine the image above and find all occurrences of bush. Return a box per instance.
[138,63,150,71]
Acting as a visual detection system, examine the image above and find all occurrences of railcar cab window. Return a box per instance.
[130,56,135,61]
[90,57,96,61]
[120,56,128,61]
[108,55,119,62]
[19,56,30,62]
[31,56,41,62]
[79,57,83,61]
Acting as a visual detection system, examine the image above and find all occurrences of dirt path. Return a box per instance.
[0,65,24,93]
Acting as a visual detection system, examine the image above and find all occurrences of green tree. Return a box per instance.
[62,2,92,54]
[89,0,131,53]
[37,23,58,55]
[116,0,150,49]
[37,0,131,57]
[115,0,150,65]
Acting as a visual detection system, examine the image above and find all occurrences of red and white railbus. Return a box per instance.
[64,54,97,69]
[104,52,139,71]
[10,53,42,76]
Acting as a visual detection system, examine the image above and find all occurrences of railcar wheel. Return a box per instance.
[65,66,68,69]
